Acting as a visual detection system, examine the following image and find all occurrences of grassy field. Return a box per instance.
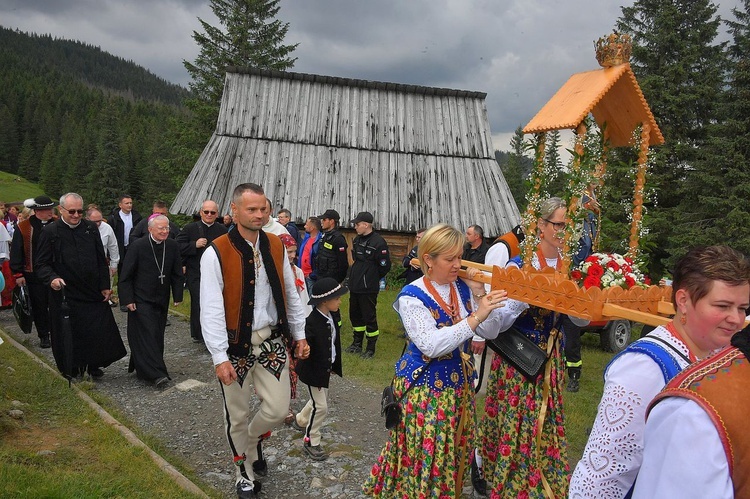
[0,335,210,498]
[172,287,612,463]
[0,171,46,205]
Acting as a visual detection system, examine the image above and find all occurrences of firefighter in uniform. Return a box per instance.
[314,209,349,284]
[345,212,391,358]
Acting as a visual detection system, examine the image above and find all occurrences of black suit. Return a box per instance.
[176,221,227,341]
[107,209,142,274]
[295,308,342,388]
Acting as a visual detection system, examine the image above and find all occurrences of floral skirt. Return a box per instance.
[480,349,570,498]
[363,378,475,498]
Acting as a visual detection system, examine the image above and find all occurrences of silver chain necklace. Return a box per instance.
[149,237,166,284]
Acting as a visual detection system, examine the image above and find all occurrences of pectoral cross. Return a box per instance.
[158,274,165,284]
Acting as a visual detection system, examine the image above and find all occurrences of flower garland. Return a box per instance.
[571,252,650,290]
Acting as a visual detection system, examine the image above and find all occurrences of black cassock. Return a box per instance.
[36,219,126,375]
[118,236,184,382]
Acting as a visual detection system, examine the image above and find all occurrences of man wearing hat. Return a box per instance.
[346,211,391,358]
[10,195,58,348]
[314,209,348,284]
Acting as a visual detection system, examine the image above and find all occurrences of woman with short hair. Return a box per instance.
[570,245,750,498]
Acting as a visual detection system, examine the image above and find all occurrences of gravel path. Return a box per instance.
[0,307,406,498]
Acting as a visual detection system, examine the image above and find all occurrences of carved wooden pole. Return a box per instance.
[562,121,587,275]
[628,123,650,258]
[522,133,546,267]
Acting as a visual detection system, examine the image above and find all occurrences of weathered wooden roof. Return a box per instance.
[523,63,664,147]
[172,67,520,236]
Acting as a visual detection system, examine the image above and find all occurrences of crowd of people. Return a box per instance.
[3,188,749,499]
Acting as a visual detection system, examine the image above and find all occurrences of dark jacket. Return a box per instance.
[176,221,228,276]
[462,240,489,264]
[349,231,391,294]
[399,246,423,284]
[315,228,349,283]
[108,208,143,256]
[295,308,342,388]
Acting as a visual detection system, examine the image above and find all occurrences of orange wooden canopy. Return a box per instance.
[523,63,663,147]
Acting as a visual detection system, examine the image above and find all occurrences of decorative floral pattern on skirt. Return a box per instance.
[363,377,475,498]
[481,345,570,498]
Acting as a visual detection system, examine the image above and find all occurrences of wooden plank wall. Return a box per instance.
[172,69,521,238]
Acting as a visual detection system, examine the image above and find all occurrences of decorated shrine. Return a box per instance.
[472,33,676,327]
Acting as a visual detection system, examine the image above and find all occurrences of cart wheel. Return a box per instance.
[600,320,631,353]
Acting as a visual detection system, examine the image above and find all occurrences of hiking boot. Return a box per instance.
[39,334,51,349]
[567,378,580,392]
[361,337,377,359]
[360,350,374,359]
[290,418,306,433]
[304,444,328,461]
[471,459,487,496]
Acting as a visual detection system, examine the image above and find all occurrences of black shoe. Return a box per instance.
[236,478,257,499]
[360,350,375,359]
[303,444,328,461]
[191,337,203,344]
[345,344,362,354]
[39,335,51,349]
[471,459,487,496]
[154,377,169,388]
[165,319,171,326]
[88,367,104,379]
[567,378,580,392]
[252,459,267,477]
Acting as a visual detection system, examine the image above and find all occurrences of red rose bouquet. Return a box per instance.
[571,252,647,290]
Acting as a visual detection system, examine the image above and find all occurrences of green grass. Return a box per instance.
[0,171,46,204]
[0,335,211,498]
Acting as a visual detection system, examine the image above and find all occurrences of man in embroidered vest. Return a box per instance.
[632,323,750,498]
[10,195,57,348]
[200,183,309,499]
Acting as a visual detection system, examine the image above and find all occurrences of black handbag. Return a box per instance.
[486,327,550,381]
[381,361,431,429]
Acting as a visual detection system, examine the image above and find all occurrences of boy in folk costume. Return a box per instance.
[291,277,347,461]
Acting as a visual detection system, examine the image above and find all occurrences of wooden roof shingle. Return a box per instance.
[172,67,520,236]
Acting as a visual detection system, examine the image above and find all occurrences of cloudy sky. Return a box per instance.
[0,0,741,151]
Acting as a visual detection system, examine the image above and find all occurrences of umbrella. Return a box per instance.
[59,287,76,384]
[12,284,33,334]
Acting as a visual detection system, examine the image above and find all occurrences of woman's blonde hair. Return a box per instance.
[418,223,464,275]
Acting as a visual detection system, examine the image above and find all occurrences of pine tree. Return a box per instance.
[168,0,299,184]
[501,125,530,210]
[87,103,125,209]
[617,0,727,273]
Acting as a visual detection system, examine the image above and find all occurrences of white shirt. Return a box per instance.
[0,222,11,262]
[395,277,506,358]
[262,219,290,236]
[120,211,133,247]
[569,326,693,498]
[199,234,306,366]
[631,397,732,498]
[97,221,120,269]
[315,308,338,365]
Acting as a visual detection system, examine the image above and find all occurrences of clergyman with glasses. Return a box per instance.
[35,192,126,380]
[176,200,227,344]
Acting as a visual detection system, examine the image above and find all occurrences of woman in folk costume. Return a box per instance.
[570,245,750,498]
[363,224,508,498]
[480,196,575,497]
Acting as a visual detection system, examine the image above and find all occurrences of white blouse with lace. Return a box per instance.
[569,326,693,498]
[394,277,509,358]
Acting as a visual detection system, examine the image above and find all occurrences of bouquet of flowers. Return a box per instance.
[571,252,649,290]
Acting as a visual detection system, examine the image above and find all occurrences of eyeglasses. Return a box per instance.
[203,210,217,215]
[64,209,84,215]
[543,218,566,231]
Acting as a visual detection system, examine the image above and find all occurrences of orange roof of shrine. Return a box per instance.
[523,63,664,147]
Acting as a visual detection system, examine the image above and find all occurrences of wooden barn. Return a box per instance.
[171,67,520,259]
